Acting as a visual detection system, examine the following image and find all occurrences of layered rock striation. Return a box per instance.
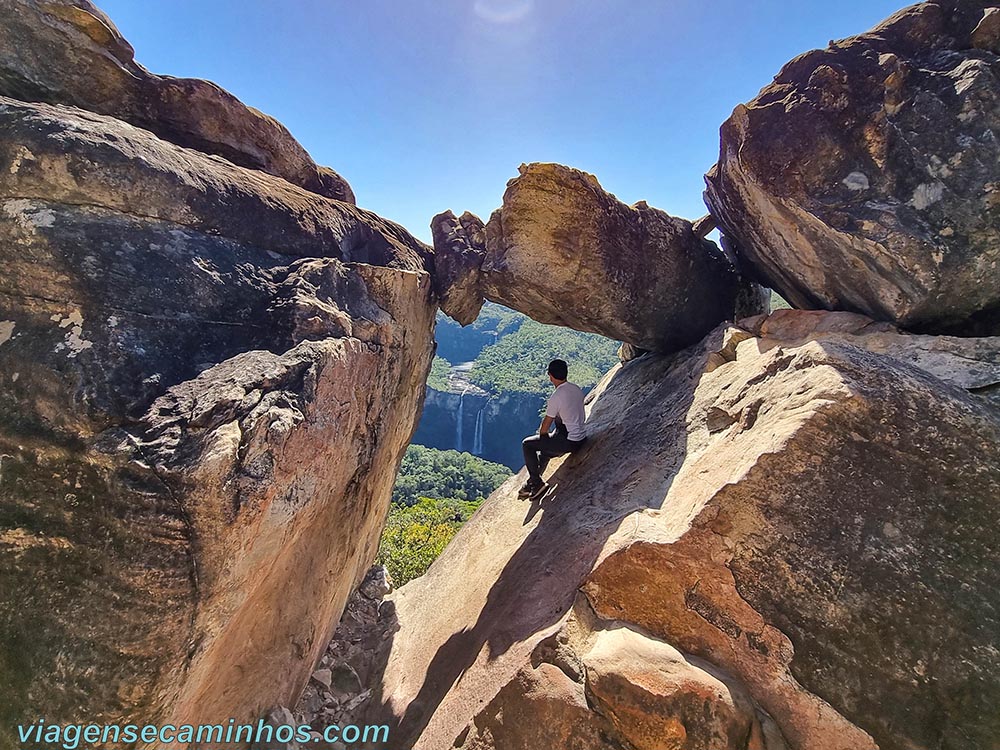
[432,163,766,352]
[706,0,1000,335]
[364,309,1000,750]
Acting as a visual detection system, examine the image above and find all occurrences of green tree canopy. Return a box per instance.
[469,319,619,396]
[391,445,512,507]
[377,497,479,586]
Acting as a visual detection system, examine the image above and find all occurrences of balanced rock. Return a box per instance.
[705,0,1000,335]
[0,0,354,202]
[369,310,1000,750]
[429,210,487,325]
[433,163,766,352]
[0,97,435,739]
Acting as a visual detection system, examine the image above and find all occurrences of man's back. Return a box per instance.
[546,381,586,441]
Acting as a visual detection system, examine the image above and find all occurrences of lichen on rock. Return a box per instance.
[706,0,1000,335]
[0,90,436,740]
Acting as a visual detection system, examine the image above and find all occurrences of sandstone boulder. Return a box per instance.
[429,210,487,325]
[0,99,435,739]
[451,604,788,750]
[705,1,1000,336]
[433,163,767,352]
[747,309,1000,403]
[0,0,354,202]
[365,310,1000,750]
[0,98,425,269]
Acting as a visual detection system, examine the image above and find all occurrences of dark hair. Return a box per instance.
[547,359,568,381]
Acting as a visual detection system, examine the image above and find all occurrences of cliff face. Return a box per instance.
[0,10,436,741]
[412,387,543,471]
[368,310,1000,750]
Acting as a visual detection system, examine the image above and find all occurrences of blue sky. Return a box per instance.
[99,0,908,243]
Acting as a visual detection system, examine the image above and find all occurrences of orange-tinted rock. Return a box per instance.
[367,310,1000,750]
[0,99,435,740]
[429,210,487,326]
[432,163,766,352]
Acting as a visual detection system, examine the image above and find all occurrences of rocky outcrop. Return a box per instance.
[452,600,789,750]
[0,0,354,202]
[742,309,1000,404]
[0,97,435,740]
[430,211,488,326]
[705,0,1000,336]
[0,98,426,269]
[363,310,1000,750]
[433,163,767,352]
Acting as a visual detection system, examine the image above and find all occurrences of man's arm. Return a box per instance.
[539,415,554,436]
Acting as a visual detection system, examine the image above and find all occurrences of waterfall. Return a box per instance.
[472,405,485,455]
[455,386,469,451]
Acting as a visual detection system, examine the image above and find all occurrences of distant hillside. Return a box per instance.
[434,302,524,364]
[381,446,512,585]
[469,318,619,397]
[413,305,620,468]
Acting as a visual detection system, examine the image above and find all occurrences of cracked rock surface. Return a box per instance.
[363,309,1000,750]
[705,0,1000,335]
[0,97,435,736]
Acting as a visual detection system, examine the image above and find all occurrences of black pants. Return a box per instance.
[522,423,586,482]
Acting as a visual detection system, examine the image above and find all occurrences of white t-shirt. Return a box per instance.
[546,382,587,441]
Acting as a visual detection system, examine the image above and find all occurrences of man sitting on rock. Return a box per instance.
[519,359,587,499]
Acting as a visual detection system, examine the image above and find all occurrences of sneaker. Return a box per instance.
[528,481,550,500]
[518,479,541,497]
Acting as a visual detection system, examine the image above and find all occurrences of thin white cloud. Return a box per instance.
[473,0,534,25]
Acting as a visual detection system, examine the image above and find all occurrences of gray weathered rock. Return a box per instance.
[360,565,394,600]
[0,98,435,739]
[0,0,354,202]
[0,98,422,268]
[617,342,648,364]
[692,213,718,238]
[706,0,1000,336]
[433,163,766,352]
[251,707,301,750]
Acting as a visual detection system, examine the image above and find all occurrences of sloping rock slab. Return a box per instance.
[366,310,1000,750]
